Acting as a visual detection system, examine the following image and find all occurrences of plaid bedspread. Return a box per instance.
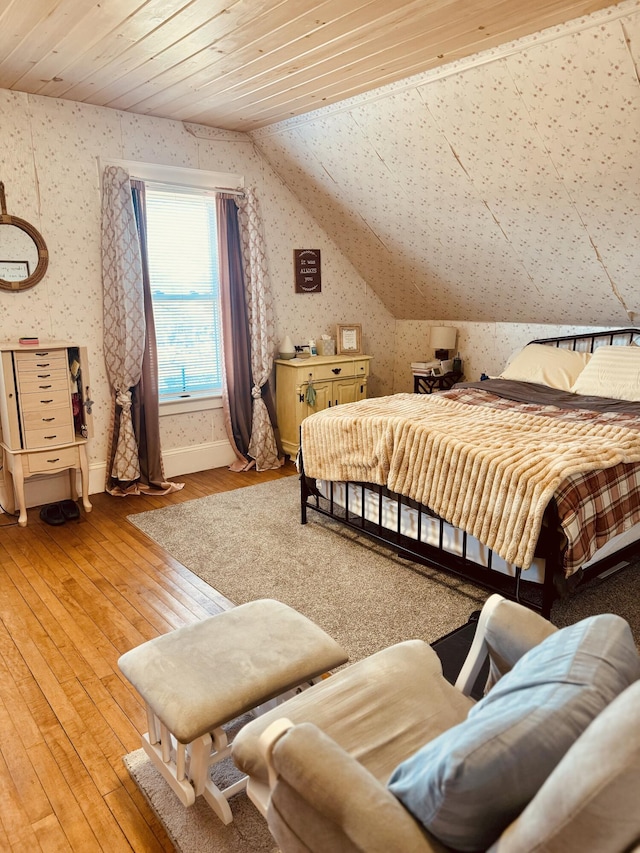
[302,383,640,577]
[431,386,640,576]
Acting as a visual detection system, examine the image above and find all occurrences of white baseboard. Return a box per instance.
[0,440,236,511]
[161,440,237,478]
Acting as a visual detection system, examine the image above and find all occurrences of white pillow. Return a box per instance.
[499,344,591,391]
[571,346,640,401]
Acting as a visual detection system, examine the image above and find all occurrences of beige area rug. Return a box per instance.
[124,476,640,852]
[128,476,491,661]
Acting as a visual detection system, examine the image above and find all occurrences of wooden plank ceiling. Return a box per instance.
[0,0,619,131]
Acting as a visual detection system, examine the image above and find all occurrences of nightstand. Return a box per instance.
[413,371,463,394]
[275,354,372,457]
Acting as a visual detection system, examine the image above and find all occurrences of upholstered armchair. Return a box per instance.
[232,595,640,853]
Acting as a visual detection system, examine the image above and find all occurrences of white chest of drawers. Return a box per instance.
[0,341,93,526]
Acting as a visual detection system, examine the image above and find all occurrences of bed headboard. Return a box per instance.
[529,328,640,353]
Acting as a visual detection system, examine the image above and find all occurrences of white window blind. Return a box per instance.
[144,183,223,399]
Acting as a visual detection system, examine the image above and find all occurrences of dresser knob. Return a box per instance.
[332,368,342,374]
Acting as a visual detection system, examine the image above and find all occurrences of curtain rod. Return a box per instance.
[133,176,245,197]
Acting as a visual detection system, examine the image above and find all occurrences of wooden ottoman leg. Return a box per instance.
[139,710,247,823]
[204,775,246,825]
[141,731,196,807]
[188,732,213,798]
[199,726,248,825]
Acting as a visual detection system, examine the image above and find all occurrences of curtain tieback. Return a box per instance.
[116,389,133,410]
[251,384,263,400]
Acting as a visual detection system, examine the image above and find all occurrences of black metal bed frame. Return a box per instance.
[299,328,640,618]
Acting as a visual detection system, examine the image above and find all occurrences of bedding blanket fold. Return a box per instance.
[300,393,640,570]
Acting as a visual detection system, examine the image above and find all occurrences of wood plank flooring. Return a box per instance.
[0,463,297,851]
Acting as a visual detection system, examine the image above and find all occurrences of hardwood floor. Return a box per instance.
[0,463,296,852]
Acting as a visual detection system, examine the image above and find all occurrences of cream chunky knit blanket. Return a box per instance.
[300,393,640,570]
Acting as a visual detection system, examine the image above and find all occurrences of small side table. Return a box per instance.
[413,371,463,394]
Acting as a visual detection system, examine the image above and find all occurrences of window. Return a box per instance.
[144,183,223,401]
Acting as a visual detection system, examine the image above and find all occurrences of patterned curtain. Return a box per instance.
[101,166,146,485]
[236,188,282,471]
[101,168,184,496]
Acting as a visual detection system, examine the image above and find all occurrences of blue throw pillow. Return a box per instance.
[387,614,640,851]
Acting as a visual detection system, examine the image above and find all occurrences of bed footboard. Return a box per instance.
[300,470,565,618]
[299,461,640,618]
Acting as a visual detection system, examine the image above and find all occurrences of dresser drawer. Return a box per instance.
[22,445,81,475]
[24,424,75,450]
[312,360,357,381]
[310,358,371,382]
[22,406,73,430]
[14,350,68,373]
[17,369,70,394]
[19,387,72,412]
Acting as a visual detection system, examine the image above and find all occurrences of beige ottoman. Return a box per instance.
[118,599,347,824]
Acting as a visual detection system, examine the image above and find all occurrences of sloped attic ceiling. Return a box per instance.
[249,3,640,325]
[0,0,617,131]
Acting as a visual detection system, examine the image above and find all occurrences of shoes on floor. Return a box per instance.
[39,500,81,526]
[59,499,80,520]
[40,503,66,526]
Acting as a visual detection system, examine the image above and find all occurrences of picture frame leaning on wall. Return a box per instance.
[336,324,362,355]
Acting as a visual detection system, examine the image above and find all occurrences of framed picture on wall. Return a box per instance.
[336,324,362,355]
[294,249,321,293]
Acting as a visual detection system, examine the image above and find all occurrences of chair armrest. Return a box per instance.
[454,594,503,694]
[264,719,444,853]
[258,717,295,791]
[456,595,557,695]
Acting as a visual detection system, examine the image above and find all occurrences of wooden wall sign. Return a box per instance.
[294,249,321,293]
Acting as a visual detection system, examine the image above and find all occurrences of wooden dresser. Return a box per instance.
[0,341,93,526]
[275,354,372,458]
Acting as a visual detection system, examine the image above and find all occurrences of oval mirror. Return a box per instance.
[0,182,49,292]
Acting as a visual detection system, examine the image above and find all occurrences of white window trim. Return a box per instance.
[160,394,223,417]
[98,157,244,194]
[99,157,243,413]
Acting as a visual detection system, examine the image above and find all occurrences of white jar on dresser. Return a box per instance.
[0,341,93,526]
[275,354,372,458]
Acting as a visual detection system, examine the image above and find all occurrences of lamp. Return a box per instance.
[430,326,457,361]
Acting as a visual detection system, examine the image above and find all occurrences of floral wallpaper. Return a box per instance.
[0,91,394,492]
[1,0,638,497]
[250,0,640,327]
[393,321,619,393]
